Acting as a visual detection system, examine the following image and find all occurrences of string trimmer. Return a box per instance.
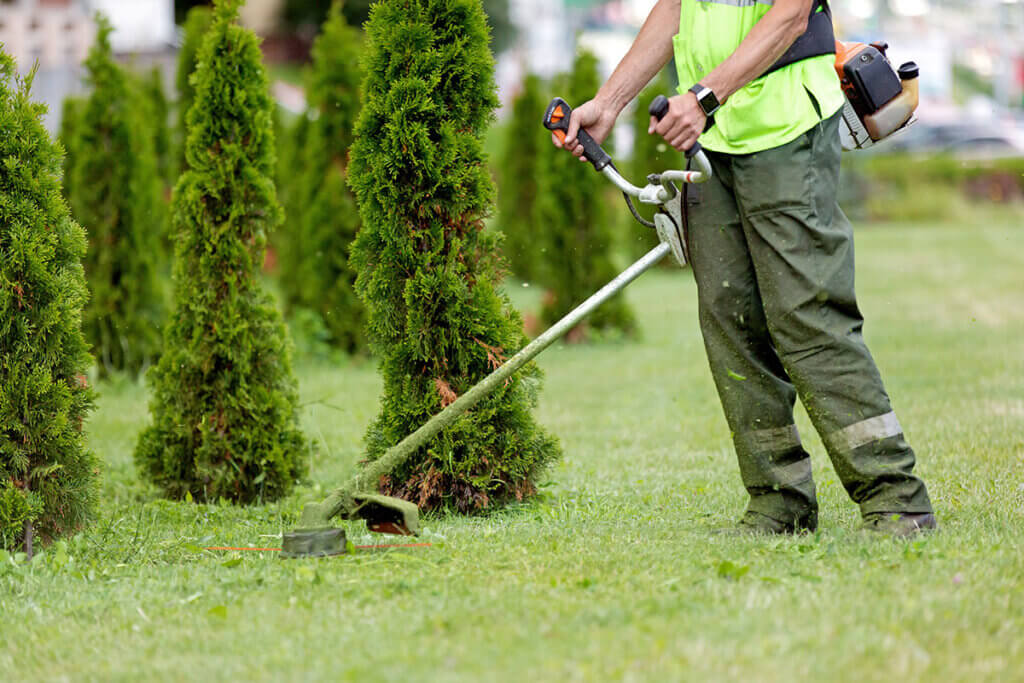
[280,95,711,558]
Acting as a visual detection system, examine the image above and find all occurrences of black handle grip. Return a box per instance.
[649,94,670,121]
[543,97,613,171]
[647,94,704,159]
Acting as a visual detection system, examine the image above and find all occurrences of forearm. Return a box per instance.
[700,0,812,101]
[593,0,680,114]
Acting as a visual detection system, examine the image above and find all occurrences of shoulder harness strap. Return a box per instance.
[762,0,835,78]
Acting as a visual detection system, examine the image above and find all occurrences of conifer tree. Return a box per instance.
[349,0,560,512]
[58,95,84,198]
[496,73,546,281]
[137,67,174,261]
[280,1,365,352]
[68,17,166,375]
[0,54,99,551]
[534,51,635,338]
[273,109,309,277]
[175,5,213,174]
[626,71,675,259]
[142,66,173,192]
[135,0,307,504]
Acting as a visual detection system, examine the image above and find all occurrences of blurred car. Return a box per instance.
[880,120,1024,159]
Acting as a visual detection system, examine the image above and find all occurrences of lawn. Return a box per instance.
[2,218,1022,682]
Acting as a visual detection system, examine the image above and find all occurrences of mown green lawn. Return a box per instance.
[2,219,1022,682]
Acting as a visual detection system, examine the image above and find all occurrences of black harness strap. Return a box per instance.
[762,0,835,78]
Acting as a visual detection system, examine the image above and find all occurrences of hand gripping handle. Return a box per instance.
[648,94,704,159]
[543,97,613,171]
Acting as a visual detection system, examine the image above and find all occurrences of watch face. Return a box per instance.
[698,89,719,115]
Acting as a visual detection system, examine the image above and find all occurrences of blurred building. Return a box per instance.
[507,0,571,81]
[89,0,175,53]
[0,0,94,70]
[0,0,175,131]
[0,0,175,64]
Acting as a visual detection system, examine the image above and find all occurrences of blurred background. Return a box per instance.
[2,0,1022,222]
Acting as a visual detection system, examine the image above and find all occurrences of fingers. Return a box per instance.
[650,94,705,152]
[551,131,584,157]
[652,110,675,138]
[666,116,699,150]
[565,110,582,147]
[667,131,698,152]
[550,100,614,162]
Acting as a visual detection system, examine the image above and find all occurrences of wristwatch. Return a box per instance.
[689,83,721,117]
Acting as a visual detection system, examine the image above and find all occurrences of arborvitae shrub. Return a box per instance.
[68,17,166,375]
[349,0,561,512]
[142,66,174,192]
[175,5,213,174]
[496,73,546,282]
[281,1,365,352]
[135,0,307,504]
[626,71,676,259]
[534,51,636,338]
[273,109,309,278]
[0,53,99,550]
[58,95,84,198]
[138,67,174,262]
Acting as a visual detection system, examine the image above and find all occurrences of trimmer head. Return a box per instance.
[281,492,420,559]
[280,527,348,559]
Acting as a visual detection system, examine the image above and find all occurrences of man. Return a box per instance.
[553,0,935,536]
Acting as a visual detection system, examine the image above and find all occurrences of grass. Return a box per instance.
[2,218,1023,681]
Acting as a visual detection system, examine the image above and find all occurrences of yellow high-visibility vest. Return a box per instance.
[673,0,844,154]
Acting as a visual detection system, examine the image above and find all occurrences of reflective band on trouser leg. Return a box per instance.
[824,412,903,454]
[818,411,930,515]
[735,424,801,457]
[734,424,817,523]
[734,425,811,488]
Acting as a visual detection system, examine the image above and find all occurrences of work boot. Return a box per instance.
[861,512,937,538]
[735,510,817,535]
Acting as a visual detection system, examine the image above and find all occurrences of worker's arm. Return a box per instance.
[554,0,680,157]
[652,0,814,151]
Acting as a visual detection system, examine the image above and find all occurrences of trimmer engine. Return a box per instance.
[835,41,920,150]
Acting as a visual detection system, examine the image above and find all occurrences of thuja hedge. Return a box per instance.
[496,73,546,282]
[142,66,174,193]
[349,0,560,512]
[280,1,365,352]
[274,108,310,277]
[0,53,98,550]
[175,5,214,175]
[58,95,83,199]
[67,17,167,375]
[534,51,635,338]
[135,0,307,503]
